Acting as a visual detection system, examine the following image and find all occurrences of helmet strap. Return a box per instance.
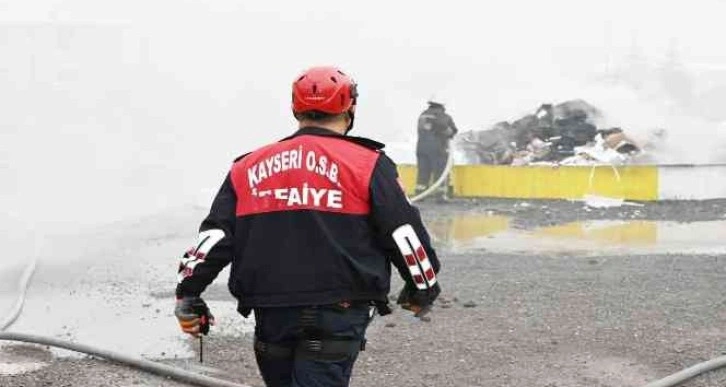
[345,110,355,134]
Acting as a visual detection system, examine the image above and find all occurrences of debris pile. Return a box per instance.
[455,100,659,165]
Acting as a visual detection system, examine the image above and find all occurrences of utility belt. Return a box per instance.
[238,299,391,318]
[254,300,390,361]
[254,336,365,361]
[334,299,391,315]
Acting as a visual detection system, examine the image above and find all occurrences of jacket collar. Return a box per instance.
[282,126,386,151]
[288,126,343,139]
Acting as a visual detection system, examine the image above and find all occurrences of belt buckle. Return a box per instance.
[305,339,323,352]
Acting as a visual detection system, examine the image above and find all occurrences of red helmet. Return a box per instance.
[292,66,357,115]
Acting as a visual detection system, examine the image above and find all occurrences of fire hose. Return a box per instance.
[3,153,726,386]
[0,248,250,386]
[0,331,249,387]
[0,256,36,332]
[410,152,454,204]
[642,357,726,387]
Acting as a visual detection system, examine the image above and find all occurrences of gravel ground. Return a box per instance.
[2,199,725,387]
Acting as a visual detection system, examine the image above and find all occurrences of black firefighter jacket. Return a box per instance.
[416,107,458,155]
[176,127,441,316]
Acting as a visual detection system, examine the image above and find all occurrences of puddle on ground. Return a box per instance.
[3,256,254,363]
[0,360,47,376]
[10,290,254,362]
[0,345,51,376]
[428,214,726,255]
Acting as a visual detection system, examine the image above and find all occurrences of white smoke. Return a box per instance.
[2,0,726,231]
[443,54,726,166]
[580,66,726,165]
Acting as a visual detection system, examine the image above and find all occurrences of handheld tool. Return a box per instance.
[194,304,212,363]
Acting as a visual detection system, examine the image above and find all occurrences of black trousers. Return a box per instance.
[253,305,371,387]
[416,151,448,193]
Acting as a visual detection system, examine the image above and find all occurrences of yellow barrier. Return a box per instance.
[397,165,418,196]
[397,164,659,201]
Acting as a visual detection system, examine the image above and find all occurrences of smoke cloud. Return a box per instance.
[1,0,725,229]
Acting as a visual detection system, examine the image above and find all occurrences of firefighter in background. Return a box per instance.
[416,99,458,198]
[174,66,441,387]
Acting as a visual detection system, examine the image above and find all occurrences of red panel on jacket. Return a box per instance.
[230,134,379,216]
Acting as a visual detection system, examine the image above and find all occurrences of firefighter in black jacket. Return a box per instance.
[416,100,458,198]
[174,66,441,387]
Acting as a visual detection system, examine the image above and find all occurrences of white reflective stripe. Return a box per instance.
[177,260,202,283]
[177,229,226,284]
[195,229,226,256]
[392,224,436,290]
[420,258,436,287]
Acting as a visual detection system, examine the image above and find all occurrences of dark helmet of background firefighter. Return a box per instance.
[292,66,358,133]
[427,99,445,110]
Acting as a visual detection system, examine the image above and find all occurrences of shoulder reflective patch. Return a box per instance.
[177,229,226,284]
[391,224,436,290]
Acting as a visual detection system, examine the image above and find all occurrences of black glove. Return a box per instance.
[396,282,441,316]
[175,296,214,337]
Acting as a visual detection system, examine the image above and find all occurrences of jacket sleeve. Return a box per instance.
[369,154,440,290]
[447,114,458,138]
[175,172,237,298]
